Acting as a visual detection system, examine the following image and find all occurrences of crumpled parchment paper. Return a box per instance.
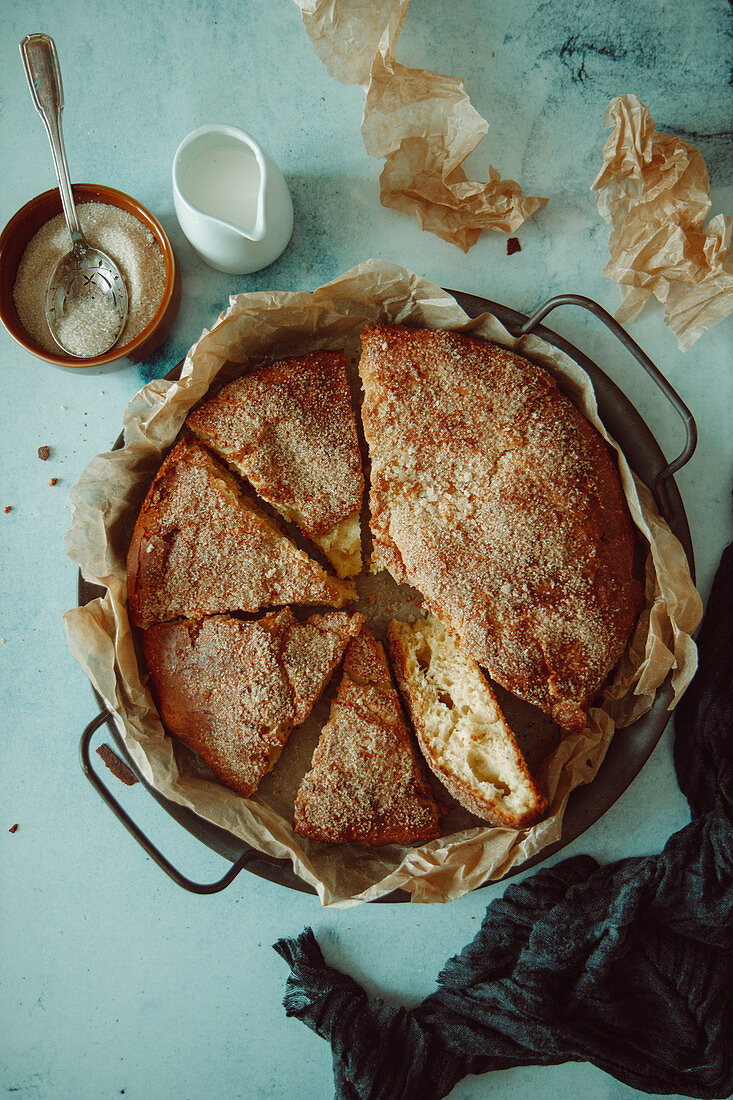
[592,94,733,351]
[293,0,547,250]
[63,260,701,907]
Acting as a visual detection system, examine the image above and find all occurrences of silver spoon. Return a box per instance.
[20,34,127,358]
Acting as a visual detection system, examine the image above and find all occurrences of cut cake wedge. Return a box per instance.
[186,351,364,577]
[358,323,643,735]
[143,609,364,796]
[388,614,547,828]
[293,628,442,846]
[127,437,355,629]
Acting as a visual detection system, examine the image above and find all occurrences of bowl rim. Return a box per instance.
[0,183,177,369]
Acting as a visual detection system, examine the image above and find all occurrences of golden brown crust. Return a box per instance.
[388,618,547,828]
[293,629,442,846]
[358,324,644,734]
[142,609,364,796]
[186,351,364,577]
[126,437,355,629]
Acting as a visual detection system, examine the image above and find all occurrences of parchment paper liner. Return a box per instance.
[63,260,701,907]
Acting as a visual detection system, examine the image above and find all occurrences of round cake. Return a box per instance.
[126,329,645,839]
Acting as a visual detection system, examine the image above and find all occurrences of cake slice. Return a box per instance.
[293,628,442,846]
[127,437,355,629]
[186,351,364,577]
[388,614,547,828]
[142,609,364,796]
[358,323,643,734]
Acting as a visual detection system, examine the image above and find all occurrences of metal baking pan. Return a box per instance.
[78,291,696,899]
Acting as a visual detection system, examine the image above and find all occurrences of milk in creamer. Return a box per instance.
[181,144,260,229]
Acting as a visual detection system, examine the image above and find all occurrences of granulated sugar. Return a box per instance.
[53,288,123,358]
[13,202,167,357]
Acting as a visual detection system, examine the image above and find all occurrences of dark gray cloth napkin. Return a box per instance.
[274,541,733,1099]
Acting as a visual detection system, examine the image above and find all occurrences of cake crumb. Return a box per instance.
[49,478,58,486]
[38,445,50,460]
[9,824,18,834]
[4,506,11,514]
[96,744,139,786]
[507,237,521,255]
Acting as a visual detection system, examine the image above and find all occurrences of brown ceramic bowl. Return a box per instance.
[0,184,181,371]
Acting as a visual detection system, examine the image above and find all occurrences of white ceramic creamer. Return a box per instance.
[172,124,294,274]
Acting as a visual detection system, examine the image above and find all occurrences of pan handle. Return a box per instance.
[518,293,697,515]
[80,710,256,894]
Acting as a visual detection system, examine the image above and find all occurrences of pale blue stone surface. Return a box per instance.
[1,2,731,1098]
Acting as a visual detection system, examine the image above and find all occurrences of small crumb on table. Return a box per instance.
[4,506,11,514]
[507,237,521,255]
[9,824,18,834]
[49,478,58,486]
[38,445,50,461]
